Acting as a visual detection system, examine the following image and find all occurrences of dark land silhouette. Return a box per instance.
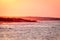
[21,17,60,21]
[0,17,60,22]
[0,17,36,22]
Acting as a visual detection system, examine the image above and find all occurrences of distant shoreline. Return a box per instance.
[0,17,60,24]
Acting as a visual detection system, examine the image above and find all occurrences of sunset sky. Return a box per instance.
[0,0,60,18]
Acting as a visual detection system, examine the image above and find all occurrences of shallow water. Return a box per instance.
[0,21,60,40]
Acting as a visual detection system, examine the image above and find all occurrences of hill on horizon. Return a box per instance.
[0,17,36,22]
[0,17,60,23]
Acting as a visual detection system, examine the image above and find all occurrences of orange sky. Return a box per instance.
[0,0,60,18]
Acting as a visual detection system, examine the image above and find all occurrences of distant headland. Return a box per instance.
[0,16,60,23]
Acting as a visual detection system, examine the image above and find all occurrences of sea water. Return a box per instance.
[0,21,60,40]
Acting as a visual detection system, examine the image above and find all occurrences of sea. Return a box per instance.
[0,21,60,40]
